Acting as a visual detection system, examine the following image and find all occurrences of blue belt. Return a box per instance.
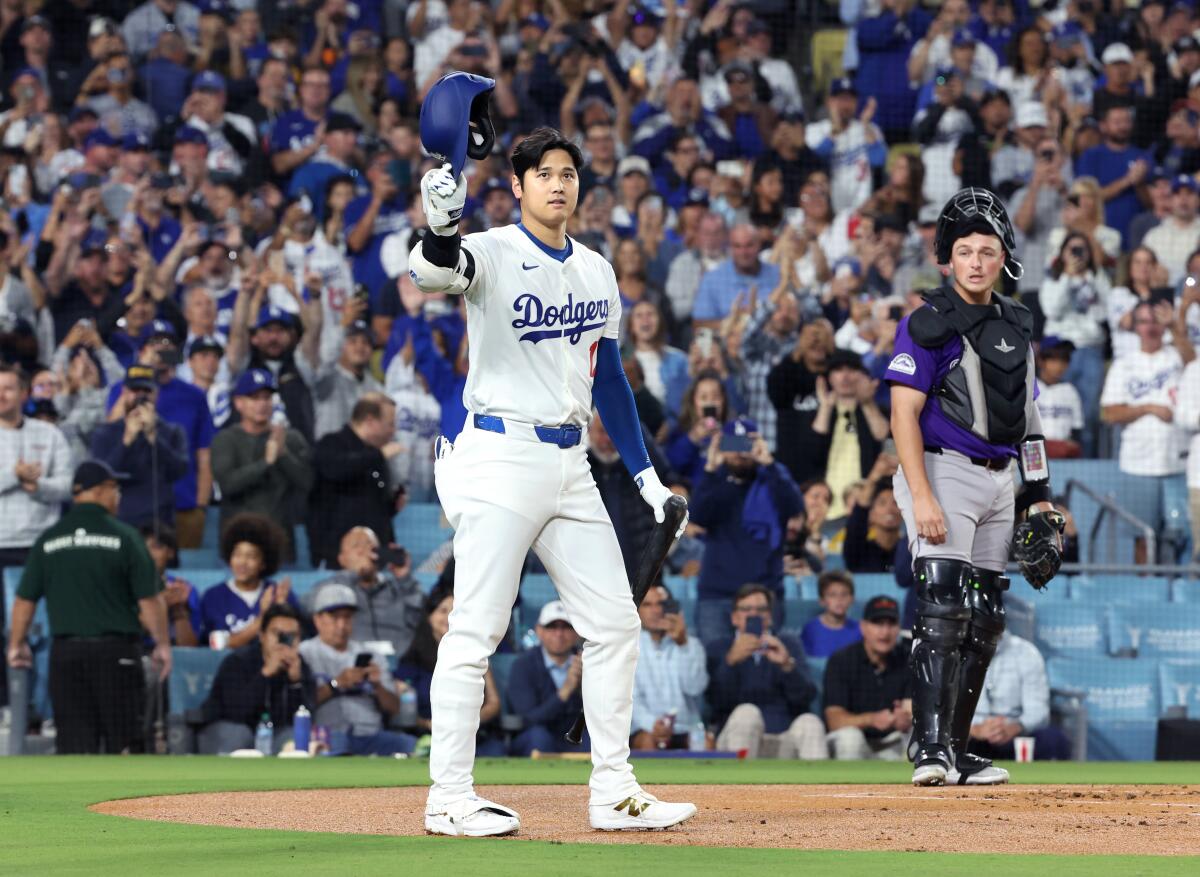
[473,414,582,449]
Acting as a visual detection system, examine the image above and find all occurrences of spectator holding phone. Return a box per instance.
[300,582,416,757]
[305,526,425,662]
[705,584,824,759]
[801,571,862,658]
[630,584,709,751]
[1108,247,1172,360]
[691,416,803,644]
[198,603,315,754]
[665,370,731,487]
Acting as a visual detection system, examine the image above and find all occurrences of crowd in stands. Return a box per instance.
[1,0,1198,758]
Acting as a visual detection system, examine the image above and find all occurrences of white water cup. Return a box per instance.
[1013,735,1035,762]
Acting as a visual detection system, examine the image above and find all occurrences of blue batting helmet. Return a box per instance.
[419,71,496,177]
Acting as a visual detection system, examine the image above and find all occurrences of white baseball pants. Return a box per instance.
[428,417,642,808]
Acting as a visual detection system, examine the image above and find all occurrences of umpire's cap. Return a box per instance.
[420,71,496,177]
[73,459,129,493]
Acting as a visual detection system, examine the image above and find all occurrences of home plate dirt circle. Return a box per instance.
[93,784,1200,854]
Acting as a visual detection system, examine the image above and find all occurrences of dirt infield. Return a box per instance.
[94,783,1200,854]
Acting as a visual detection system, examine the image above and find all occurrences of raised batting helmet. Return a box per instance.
[934,187,1018,266]
[419,71,496,177]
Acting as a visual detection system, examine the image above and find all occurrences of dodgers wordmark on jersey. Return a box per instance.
[418,223,623,428]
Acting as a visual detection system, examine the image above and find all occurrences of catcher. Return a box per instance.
[884,188,1064,787]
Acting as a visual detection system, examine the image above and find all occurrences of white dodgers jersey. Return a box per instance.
[448,224,622,428]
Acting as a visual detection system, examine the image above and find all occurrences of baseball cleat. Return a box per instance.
[425,796,520,837]
[911,746,952,786]
[589,791,697,831]
[947,753,1010,785]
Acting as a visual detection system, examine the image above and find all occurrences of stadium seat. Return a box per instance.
[1033,601,1110,657]
[805,655,828,715]
[783,598,821,636]
[663,574,697,601]
[285,570,333,598]
[1052,460,1156,565]
[178,548,221,569]
[1009,573,1066,603]
[518,573,559,616]
[1003,593,1036,643]
[1158,660,1200,717]
[1170,578,1200,602]
[166,647,227,754]
[1070,574,1171,605]
[1108,604,1200,659]
[414,570,441,594]
[794,575,818,600]
[1047,657,1160,760]
[394,503,452,568]
[201,511,221,549]
[850,573,906,605]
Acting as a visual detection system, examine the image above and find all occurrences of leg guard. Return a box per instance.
[909,559,971,765]
[949,567,1008,767]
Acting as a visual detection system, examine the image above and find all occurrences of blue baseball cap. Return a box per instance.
[253,304,298,331]
[951,28,976,48]
[722,416,759,437]
[520,13,550,30]
[80,228,108,256]
[174,125,208,145]
[233,368,277,397]
[1051,21,1084,46]
[139,319,178,346]
[68,105,98,123]
[192,70,226,93]
[197,0,233,18]
[83,128,117,150]
[187,335,225,357]
[1039,335,1075,355]
[1173,173,1200,192]
[832,256,863,278]
[828,77,856,97]
[122,131,151,151]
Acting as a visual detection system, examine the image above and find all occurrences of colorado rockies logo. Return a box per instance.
[511,292,609,344]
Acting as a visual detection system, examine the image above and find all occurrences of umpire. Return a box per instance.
[6,460,172,754]
[885,189,1065,787]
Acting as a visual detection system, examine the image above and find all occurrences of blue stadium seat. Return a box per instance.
[1108,604,1200,659]
[201,511,221,549]
[663,574,697,601]
[288,526,313,571]
[394,503,452,567]
[783,598,821,636]
[414,571,441,593]
[1033,601,1110,657]
[1046,656,1160,760]
[805,655,828,715]
[1009,574,1067,603]
[1051,460,1155,565]
[1170,578,1200,602]
[1158,660,1200,716]
[1070,574,1171,605]
[286,570,333,598]
[851,572,906,605]
[518,573,559,616]
[178,548,221,569]
[166,647,227,754]
[3,567,49,644]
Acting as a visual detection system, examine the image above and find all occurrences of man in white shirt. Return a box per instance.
[630,584,709,751]
[1101,301,1192,563]
[805,78,886,214]
[1143,175,1200,286]
[1174,355,1200,562]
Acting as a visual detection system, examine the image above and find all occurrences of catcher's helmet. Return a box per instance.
[934,187,1020,276]
[419,71,496,177]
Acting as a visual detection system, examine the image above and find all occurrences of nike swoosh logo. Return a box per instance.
[522,262,539,271]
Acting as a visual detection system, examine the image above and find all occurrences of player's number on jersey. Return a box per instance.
[589,340,598,377]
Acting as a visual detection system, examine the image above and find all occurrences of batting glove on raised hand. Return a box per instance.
[421,162,467,236]
[1011,510,1065,590]
[635,467,689,538]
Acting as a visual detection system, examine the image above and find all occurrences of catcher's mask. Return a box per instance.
[935,186,1024,281]
[420,71,496,177]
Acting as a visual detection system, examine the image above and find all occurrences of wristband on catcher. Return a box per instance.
[1015,435,1052,518]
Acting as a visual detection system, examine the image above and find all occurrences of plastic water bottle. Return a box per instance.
[688,721,707,752]
[521,628,539,650]
[399,685,418,728]
[292,705,311,754]
[255,712,274,756]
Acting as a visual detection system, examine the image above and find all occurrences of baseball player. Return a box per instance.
[885,188,1065,787]
[408,73,695,837]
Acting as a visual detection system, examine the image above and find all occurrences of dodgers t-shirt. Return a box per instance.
[1075,143,1153,245]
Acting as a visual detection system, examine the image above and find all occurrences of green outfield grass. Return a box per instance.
[2,757,1198,876]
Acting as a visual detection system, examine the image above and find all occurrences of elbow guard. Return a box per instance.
[408,237,475,296]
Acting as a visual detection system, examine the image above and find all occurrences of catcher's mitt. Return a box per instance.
[1011,510,1065,589]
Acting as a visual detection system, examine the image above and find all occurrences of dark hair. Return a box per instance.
[323,172,356,206]
[140,523,179,568]
[510,126,583,185]
[219,512,285,577]
[871,477,894,503]
[731,582,775,610]
[1050,231,1096,279]
[405,581,454,671]
[1008,25,1048,76]
[350,391,395,424]
[677,369,729,432]
[0,362,28,390]
[261,602,302,633]
[817,570,855,598]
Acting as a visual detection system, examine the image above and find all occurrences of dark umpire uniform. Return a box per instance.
[8,460,170,754]
[885,189,1064,787]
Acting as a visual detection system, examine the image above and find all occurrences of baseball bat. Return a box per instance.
[564,494,689,745]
